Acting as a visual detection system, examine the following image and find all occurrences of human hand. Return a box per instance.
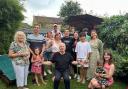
[72,61,78,65]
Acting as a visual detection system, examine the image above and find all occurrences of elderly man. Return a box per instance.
[44,43,77,89]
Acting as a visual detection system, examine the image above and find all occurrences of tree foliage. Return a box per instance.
[98,14,128,82]
[58,1,83,24]
[0,0,24,54]
[98,14,128,56]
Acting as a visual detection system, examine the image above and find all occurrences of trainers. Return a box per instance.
[47,69,52,74]
[23,88,29,89]
[69,76,71,79]
[74,74,77,79]
[77,79,81,82]
[81,79,85,84]
[44,71,47,76]
[77,75,80,80]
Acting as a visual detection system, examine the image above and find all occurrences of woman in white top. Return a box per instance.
[49,33,62,53]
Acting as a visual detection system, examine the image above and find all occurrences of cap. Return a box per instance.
[82,28,88,32]
[53,24,57,27]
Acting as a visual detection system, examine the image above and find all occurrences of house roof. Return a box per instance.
[33,16,63,24]
[66,14,103,29]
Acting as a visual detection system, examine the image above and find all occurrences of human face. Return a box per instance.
[74,32,78,39]
[55,33,61,40]
[80,36,85,42]
[104,52,111,61]
[47,32,52,38]
[17,34,24,43]
[54,26,57,30]
[64,30,69,37]
[59,43,66,53]
[91,31,97,39]
[33,25,40,34]
[35,49,40,55]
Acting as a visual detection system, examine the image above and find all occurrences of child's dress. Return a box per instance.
[95,66,108,86]
[31,55,43,74]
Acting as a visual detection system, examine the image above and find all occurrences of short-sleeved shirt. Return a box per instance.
[9,41,30,65]
[27,34,45,52]
[61,37,73,53]
[51,52,73,72]
[75,41,91,59]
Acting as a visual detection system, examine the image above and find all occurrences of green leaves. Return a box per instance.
[0,0,24,54]
[98,15,128,83]
[58,1,83,24]
[98,15,128,56]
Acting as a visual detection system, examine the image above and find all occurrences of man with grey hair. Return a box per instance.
[43,43,77,89]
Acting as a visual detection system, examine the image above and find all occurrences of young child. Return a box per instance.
[75,33,91,84]
[31,48,46,86]
[95,60,107,89]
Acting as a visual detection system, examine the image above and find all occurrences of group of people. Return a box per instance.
[8,24,115,89]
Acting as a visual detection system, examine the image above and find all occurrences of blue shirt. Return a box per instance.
[27,34,45,52]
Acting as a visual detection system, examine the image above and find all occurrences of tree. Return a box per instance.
[0,0,24,54]
[98,14,128,82]
[58,1,83,24]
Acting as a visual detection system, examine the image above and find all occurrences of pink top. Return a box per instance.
[104,63,114,86]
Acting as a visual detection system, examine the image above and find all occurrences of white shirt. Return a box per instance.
[75,41,91,59]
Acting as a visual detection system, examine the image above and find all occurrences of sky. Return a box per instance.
[22,0,128,25]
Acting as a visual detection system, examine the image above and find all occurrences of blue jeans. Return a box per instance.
[54,70,70,89]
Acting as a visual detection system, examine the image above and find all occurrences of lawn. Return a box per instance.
[0,75,127,89]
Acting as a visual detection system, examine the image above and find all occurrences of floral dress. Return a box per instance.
[31,55,43,74]
[87,39,103,79]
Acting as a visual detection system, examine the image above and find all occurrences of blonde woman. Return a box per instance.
[9,31,30,89]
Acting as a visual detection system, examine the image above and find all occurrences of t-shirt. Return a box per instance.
[61,37,73,53]
[51,52,73,72]
[27,34,45,52]
[75,41,91,59]
[85,34,91,42]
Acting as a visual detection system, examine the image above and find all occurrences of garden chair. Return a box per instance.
[0,55,16,86]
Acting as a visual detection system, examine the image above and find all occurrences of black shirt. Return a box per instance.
[51,52,73,72]
[61,37,73,53]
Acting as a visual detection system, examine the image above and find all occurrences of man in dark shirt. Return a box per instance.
[44,43,77,89]
[61,30,73,54]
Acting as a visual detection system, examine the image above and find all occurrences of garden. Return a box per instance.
[0,0,128,89]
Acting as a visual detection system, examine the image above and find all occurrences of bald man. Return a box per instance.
[43,43,77,89]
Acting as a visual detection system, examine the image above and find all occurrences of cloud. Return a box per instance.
[28,0,56,10]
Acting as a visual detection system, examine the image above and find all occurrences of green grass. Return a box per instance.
[0,75,127,89]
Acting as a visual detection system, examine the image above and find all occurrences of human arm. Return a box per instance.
[41,43,45,55]
[98,39,103,60]
[101,64,115,78]
[43,61,53,65]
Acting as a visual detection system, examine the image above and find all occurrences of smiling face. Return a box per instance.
[33,25,40,34]
[64,30,70,37]
[91,30,97,39]
[54,33,61,40]
[35,48,40,55]
[73,32,78,39]
[59,43,66,53]
[104,52,111,61]
[103,52,112,64]
[17,34,24,42]
[15,31,26,43]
